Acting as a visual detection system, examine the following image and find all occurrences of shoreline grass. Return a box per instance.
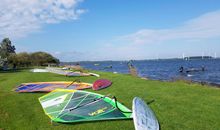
[0,69,220,130]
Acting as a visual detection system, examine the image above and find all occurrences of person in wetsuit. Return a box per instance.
[179,66,184,73]
[202,66,205,71]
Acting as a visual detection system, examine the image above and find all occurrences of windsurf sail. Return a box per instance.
[15,81,92,92]
[39,89,132,123]
[46,67,100,77]
[66,71,91,77]
[93,79,112,90]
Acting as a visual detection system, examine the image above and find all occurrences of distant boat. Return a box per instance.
[184,56,213,60]
[179,66,205,73]
[94,63,99,66]
[186,67,205,73]
[104,65,112,69]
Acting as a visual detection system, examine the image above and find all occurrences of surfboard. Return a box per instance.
[132,97,159,130]
[89,72,100,77]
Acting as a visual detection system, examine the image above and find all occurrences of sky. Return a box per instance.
[0,0,220,61]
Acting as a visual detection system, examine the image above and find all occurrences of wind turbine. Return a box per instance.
[182,53,185,60]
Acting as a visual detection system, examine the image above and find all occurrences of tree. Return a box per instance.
[0,38,16,70]
[0,38,60,69]
[16,52,31,67]
[0,38,16,58]
[0,56,4,69]
[30,52,59,66]
[7,53,18,69]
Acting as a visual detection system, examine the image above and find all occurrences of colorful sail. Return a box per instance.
[39,89,132,123]
[93,79,112,90]
[15,81,92,92]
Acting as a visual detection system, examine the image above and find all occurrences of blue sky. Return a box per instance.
[1,0,220,61]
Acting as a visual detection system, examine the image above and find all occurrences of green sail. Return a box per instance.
[39,89,132,123]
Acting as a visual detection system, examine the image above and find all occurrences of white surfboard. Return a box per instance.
[89,72,100,77]
[132,97,159,130]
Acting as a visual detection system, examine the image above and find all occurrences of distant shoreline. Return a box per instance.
[60,57,220,63]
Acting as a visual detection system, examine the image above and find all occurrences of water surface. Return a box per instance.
[65,59,220,86]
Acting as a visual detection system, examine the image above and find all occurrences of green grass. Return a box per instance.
[0,69,220,130]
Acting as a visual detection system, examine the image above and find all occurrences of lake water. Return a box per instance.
[65,59,220,86]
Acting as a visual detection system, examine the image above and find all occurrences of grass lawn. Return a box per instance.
[0,69,220,130]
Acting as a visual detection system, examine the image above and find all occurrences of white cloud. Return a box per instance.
[94,10,220,60]
[0,0,85,39]
[44,10,220,61]
[121,10,220,44]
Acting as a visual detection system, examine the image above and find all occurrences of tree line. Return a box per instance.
[0,38,59,70]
